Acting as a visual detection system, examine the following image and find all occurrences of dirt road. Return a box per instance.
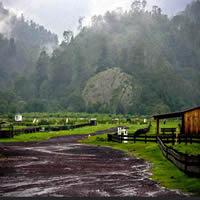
[0,128,186,197]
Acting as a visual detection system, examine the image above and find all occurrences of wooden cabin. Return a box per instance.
[153,106,200,136]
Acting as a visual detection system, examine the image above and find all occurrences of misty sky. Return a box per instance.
[1,0,193,40]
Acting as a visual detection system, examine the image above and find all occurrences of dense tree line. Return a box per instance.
[0,3,58,114]
[0,0,200,115]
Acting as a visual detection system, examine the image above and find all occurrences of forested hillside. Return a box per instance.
[0,0,200,115]
[0,2,58,114]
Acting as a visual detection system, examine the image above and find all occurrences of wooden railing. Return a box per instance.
[107,123,152,143]
[108,134,157,143]
[107,123,200,176]
[161,128,176,134]
[159,134,200,145]
[157,136,200,176]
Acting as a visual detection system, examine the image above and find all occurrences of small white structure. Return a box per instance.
[123,129,128,144]
[118,126,128,144]
[144,119,147,124]
[15,114,22,122]
[40,127,45,132]
[118,127,122,135]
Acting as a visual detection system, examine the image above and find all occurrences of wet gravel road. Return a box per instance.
[0,128,186,197]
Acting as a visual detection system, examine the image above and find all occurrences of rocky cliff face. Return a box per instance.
[82,68,138,111]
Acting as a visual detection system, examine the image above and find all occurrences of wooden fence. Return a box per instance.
[0,122,94,139]
[107,123,152,143]
[107,134,157,143]
[107,123,200,176]
[157,137,200,177]
[159,134,200,145]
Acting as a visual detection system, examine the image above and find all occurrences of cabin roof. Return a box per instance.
[153,106,200,119]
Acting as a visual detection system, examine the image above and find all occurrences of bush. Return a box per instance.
[95,137,107,142]
[38,120,50,125]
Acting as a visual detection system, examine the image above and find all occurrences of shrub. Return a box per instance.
[95,137,107,142]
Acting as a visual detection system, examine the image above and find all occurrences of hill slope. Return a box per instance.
[0,0,199,115]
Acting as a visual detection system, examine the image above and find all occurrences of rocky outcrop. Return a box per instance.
[82,68,136,110]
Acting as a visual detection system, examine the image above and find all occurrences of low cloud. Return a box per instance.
[0,0,193,40]
[0,3,16,37]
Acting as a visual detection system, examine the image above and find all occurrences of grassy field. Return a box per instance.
[167,143,200,156]
[140,120,180,136]
[1,126,28,130]
[81,121,200,196]
[0,112,145,126]
[0,124,116,143]
[0,121,149,143]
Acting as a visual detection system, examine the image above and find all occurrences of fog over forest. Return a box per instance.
[0,0,199,115]
[0,0,193,39]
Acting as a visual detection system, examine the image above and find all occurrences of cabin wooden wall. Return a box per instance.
[184,109,200,135]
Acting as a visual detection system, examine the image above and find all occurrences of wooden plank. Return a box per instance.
[184,108,200,136]
[156,119,159,136]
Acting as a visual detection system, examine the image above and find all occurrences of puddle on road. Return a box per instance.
[0,156,38,161]
[0,141,188,197]
[24,145,96,157]
[0,168,187,197]
[115,187,137,196]
[3,187,58,197]
[15,160,49,168]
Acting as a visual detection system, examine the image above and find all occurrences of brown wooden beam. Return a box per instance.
[182,115,185,135]
[156,119,159,136]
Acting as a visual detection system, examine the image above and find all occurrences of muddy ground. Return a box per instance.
[0,128,187,197]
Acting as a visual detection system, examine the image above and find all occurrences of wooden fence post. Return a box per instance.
[184,154,188,172]
[172,131,175,145]
[108,134,112,142]
[185,134,188,146]
[10,125,14,138]
[156,119,159,137]
[166,146,168,159]
[119,135,122,143]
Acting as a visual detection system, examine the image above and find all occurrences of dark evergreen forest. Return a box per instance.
[0,0,200,115]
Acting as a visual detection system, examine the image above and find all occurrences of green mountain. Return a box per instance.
[0,0,200,115]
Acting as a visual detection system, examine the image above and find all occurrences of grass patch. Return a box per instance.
[0,124,115,143]
[143,120,180,136]
[81,125,200,196]
[1,126,27,130]
[167,143,200,156]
